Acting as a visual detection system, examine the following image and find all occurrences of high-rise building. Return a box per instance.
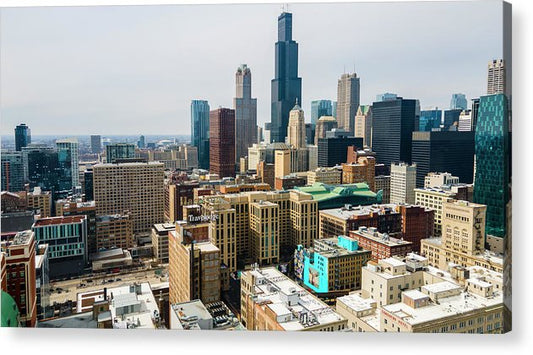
[56,138,79,189]
[305,123,315,145]
[270,12,302,143]
[443,109,462,130]
[14,124,31,152]
[137,135,146,149]
[473,94,509,238]
[274,150,290,179]
[105,143,135,163]
[93,162,164,234]
[25,145,71,195]
[332,101,337,118]
[372,97,418,166]
[336,73,360,135]
[209,108,235,178]
[458,110,473,131]
[164,180,199,223]
[90,135,101,154]
[95,214,134,250]
[487,59,505,95]
[418,109,442,132]
[318,131,363,168]
[471,98,480,131]
[311,100,333,126]
[375,93,398,102]
[450,93,468,110]
[286,102,306,148]
[55,199,97,256]
[390,162,417,204]
[234,64,257,162]
[1,230,37,327]
[411,131,475,187]
[191,100,210,170]
[1,151,24,192]
[32,216,88,279]
[354,105,372,147]
[314,116,338,145]
[250,200,279,266]
[83,169,93,201]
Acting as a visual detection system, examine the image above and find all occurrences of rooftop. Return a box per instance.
[33,215,86,227]
[153,223,176,233]
[352,226,412,247]
[337,293,376,312]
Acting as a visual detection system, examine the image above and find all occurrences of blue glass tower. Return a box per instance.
[191,100,210,170]
[419,109,442,131]
[311,100,333,126]
[270,12,302,143]
[473,94,509,238]
[14,124,31,152]
[450,93,468,110]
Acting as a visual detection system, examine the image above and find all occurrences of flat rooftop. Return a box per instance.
[33,215,85,227]
[153,223,176,233]
[352,228,412,247]
[337,293,376,312]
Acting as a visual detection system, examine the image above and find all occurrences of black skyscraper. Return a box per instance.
[411,131,475,187]
[270,12,302,143]
[371,98,418,167]
[318,133,363,168]
[15,124,31,151]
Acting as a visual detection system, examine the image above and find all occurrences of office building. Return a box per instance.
[450,93,468,110]
[336,73,360,135]
[0,230,37,327]
[372,97,418,166]
[458,110,472,131]
[424,172,460,188]
[250,200,279,266]
[83,169,94,201]
[191,100,211,170]
[270,12,302,143]
[349,226,413,262]
[95,214,133,250]
[314,116,338,145]
[354,105,372,147]
[412,131,475,187]
[210,108,236,178]
[105,143,135,163]
[93,162,165,234]
[308,144,318,171]
[397,204,434,252]
[240,267,347,331]
[275,175,306,190]
[137,135,145,149]
[151,223,175,264]
[25,146,71,195]
[473,94,509,238]
[234,64,257,162]
[318,132,363,168]
[332,101,337,117]
[55,200,97,256]
[311,100,333,126]
[390,162,416,204]
[275,150,291,179]
[32,216,88,279]
[287,102,306,149]
[1,151,25,192]
[307,167,342,185]
[414,188,456,237]
[168,222,221,305]
[487,59,505,95]
[294,236,371,294]
[26,187,52,218]
[56,138,79,189]
[90,135,101,154]
[15,124,31,152]
[443,109,462,130]
[164,180,199,223]
[305,123,315,145]
[342,153,376,190]
[375,93,397,102]
[418,109,442,132]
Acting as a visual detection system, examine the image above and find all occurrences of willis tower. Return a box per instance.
[270,12,302,143]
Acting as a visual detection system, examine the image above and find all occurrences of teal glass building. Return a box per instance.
[473,94,509,238]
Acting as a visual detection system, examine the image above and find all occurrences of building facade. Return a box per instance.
[354,105,372,147]
[336,73,360,135]
[191,100,211,170]
[390,162,417,204]
[210,108,236,178]
[234,64,258,163]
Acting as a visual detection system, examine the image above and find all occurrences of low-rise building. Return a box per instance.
[170,299,244,330]
[240,266,347,331]
[307,167,342,186]
[151,223,175,263]
[275,175,306,190]
[91,248,133,271]
[95,214,134,251]
[349,227,413,262]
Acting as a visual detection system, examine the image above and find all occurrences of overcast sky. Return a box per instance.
[0,1,503,136]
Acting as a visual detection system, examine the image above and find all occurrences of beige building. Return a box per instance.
[250,200,279,266]
[307,144,318,171]
[27,187,52,218]
[95,214,134,250]
[336,73,360,135]
[342,156,376,190]
[274,150,290,179]
[354,105,372,147]
[240,267,347,331]
[415,188,456,236]
[151,223,175,263]
[421,199,503,273]
[307,167,342,185]
[335,294,379,332]
[314,116,338,145]
[93,162,164,233]
[375,175,390,203]
[168,223,220,305]
[424,172,459,188]
[390,162,416,204]
[287,103,306,149]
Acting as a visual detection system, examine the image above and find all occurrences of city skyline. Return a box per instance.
[1,1,503,135]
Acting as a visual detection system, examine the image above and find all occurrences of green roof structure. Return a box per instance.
[294,182,381,209]
[1,291,20,327]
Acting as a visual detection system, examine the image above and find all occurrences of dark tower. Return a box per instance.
[270,12,302,143]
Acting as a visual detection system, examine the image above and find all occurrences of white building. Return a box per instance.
[390,162,416,204]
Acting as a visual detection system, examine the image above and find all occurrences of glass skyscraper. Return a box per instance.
[56,138,79,189]
[311,100,333,126]
[1,151,25,192]
[419,109,442,131]
[450,93,468,110]
[191,100,210,170]
[473,94,509,239]
[270,12,302,143]
[15,123,31,152]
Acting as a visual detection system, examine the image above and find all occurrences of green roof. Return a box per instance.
[1,291,20,327]
[295,182,377,202]
[359,105,371,115]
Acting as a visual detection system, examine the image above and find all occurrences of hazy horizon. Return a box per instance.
[1,1,503,135]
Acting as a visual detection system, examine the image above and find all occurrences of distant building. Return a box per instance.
[15,124,31,152]
[337,73,360,135]
[487,59,505,95]
[354,105,372,147]
[90,135,101,154]
[318,131,363,168]
[375,93,397,102]
[342,151,376,190]
[55,200,97,256]
[418,109,442,132]
[275,175,306,191]
[191,100,210,170]
[443,109,462,130]
[26,187,52,218]
[164,179,199,223]
[105,143,135,163]
[234,64,257,163]
[210,108,236,178]
[311,100,333,126]
[314,116,338,146]
[450,93,468,110]
[286,102,307,149]
[424,172,460,188]
[1,151,25,192]
[458,110,472,131]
